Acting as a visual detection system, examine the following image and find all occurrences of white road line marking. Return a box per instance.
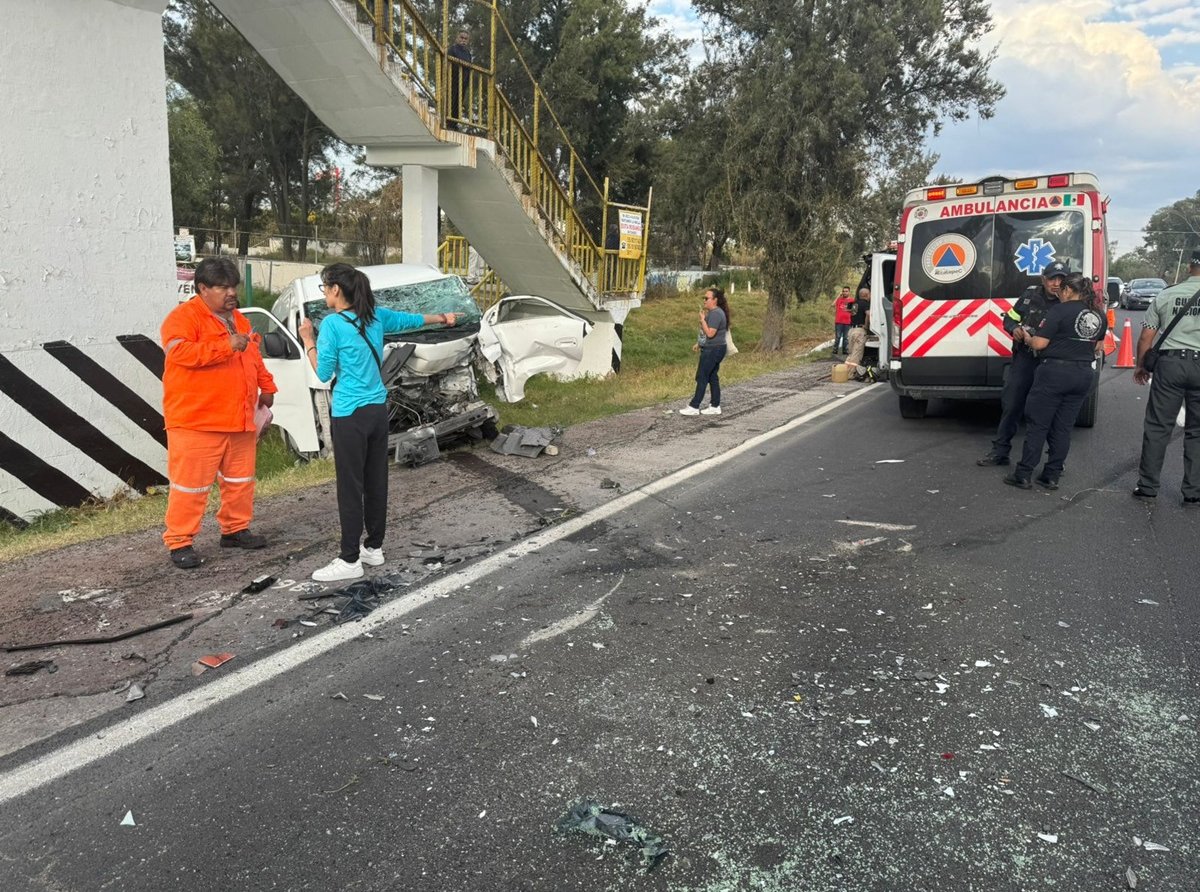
[836,520,917,531]
[0,385,878,805]
[521,574,624,648]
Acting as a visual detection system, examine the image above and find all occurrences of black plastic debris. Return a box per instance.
[600,478,621,490]
[557,799,670,870]
[5,659,57,676]
[242,574,277,594]
[328,575,407,623]
[490,425,557,458]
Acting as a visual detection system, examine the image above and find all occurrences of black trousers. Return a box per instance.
[991,349,1038,457]
[1137,355,1200,498]
[1015,361,1093,481]
[691,345,727,408]
[330,403,389,562]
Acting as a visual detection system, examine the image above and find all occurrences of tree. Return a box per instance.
[163,0,344,257]
[166,94,220,242]
[692,0,1003,349]
[487,0,688,213]
[1141,190,1200,283]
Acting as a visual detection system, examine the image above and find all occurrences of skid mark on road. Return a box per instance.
[520,574,625,648]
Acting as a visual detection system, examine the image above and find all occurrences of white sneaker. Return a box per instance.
[360,546,385,566]
[700,405,722,415]
[312,557,363,582]
[679,406,701,416]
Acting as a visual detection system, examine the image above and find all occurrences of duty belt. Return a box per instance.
[1040,358,1093,366]
[1159,349,1200,359]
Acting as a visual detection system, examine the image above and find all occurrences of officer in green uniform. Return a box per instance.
[1133,250,1200,505]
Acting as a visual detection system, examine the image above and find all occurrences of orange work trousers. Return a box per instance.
[163,429,258,550]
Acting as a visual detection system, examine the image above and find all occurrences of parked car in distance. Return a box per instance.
[239,264,592,464]
[1121,277,1167,310]
[1106,276,1123,306]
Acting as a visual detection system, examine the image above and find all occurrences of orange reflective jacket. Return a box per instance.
[161,298,277,432]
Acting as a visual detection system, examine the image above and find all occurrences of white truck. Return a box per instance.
[240,264,596,464]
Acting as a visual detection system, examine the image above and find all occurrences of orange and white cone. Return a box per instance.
[1115,318,1136,369]
[1103,307,1118,357]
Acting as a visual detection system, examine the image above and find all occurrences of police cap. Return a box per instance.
[1041,261,1069,279]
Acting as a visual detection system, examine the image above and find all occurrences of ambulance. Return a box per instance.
[886,172,1109,426]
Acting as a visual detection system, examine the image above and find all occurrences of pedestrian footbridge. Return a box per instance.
[209,0,650,314]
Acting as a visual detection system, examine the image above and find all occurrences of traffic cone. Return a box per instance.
[1103,307,1118,356]
[1115,318,1136,368]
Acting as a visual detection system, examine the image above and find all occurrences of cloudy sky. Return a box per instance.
[647,0,1200,254]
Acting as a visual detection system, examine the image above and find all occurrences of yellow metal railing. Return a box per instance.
[357,0,650,301]
[438,235,507,311]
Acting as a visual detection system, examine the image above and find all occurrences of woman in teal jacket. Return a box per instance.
[298,264,458,582]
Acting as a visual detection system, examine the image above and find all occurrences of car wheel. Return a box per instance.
[1075,370,1100,428]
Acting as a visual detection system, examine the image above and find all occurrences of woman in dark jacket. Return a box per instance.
[1004,272,1106,490]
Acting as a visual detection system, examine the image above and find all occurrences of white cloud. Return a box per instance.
[930,0,1200,248]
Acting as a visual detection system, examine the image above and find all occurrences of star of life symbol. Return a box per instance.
[1014,238,1056,275]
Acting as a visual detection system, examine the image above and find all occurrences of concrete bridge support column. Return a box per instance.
[401,165,439,268]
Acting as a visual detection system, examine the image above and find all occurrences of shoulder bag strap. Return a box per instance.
[1151,286,1200,351]
[338,311,384,372]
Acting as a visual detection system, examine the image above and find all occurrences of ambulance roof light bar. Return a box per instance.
[1046,173,1071,188]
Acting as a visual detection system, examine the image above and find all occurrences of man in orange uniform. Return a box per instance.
[161,258,276,569]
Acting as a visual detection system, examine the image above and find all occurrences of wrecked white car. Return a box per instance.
[241,264,591,464]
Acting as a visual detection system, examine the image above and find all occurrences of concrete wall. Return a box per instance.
[0,0,175,523]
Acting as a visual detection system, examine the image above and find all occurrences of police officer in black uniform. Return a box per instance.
[977,261,1069,465]
[1003,272,1106,490]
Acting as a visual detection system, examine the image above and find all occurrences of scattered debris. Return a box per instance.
[835,520,916,531]
[120,810,136,827]
[122,651,146,663]
[242,574,277,595]
[1137,599,1159,606]
[974,660,993,668]
[1037,833,1058,844]
[557,799,669,870]
[832,815,854,826]
[1040,704,1059,719]
[941,752,955,760]
[586,447,598,458]
[1062,771,1107,794]
[331,692,348,700]
[363,694,384,701]
[1081,720,1101,732]
[600,478,621,490]
[1142,840,1169,852]
[125,684,145,703]
[1126,866,1138,889]
[875,459,905,464]
[3,612,194,652]
[272,618,289,629]
[943,787,955,798]
[298,620,318,627]
[5,659,57,676]
[197,653,235,670]
[490,425,558,458]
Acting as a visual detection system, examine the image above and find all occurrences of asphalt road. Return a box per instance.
[2,319,1197,892]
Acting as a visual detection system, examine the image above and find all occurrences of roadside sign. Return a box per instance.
[174,234,196,263]
[177,266,195,301]
[618,210,643,260]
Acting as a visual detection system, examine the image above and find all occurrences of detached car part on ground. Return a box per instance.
[241,265,593,464]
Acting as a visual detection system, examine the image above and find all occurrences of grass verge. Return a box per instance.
[0,287,832,560]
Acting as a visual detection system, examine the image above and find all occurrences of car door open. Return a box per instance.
[478,296,593,402]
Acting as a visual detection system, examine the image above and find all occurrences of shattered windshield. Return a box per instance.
[305,275,482,331]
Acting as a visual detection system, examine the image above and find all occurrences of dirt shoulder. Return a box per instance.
[0,360,857,758]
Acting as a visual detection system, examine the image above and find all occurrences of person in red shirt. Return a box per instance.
[832,286,854,356]
[160,258,276,569]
